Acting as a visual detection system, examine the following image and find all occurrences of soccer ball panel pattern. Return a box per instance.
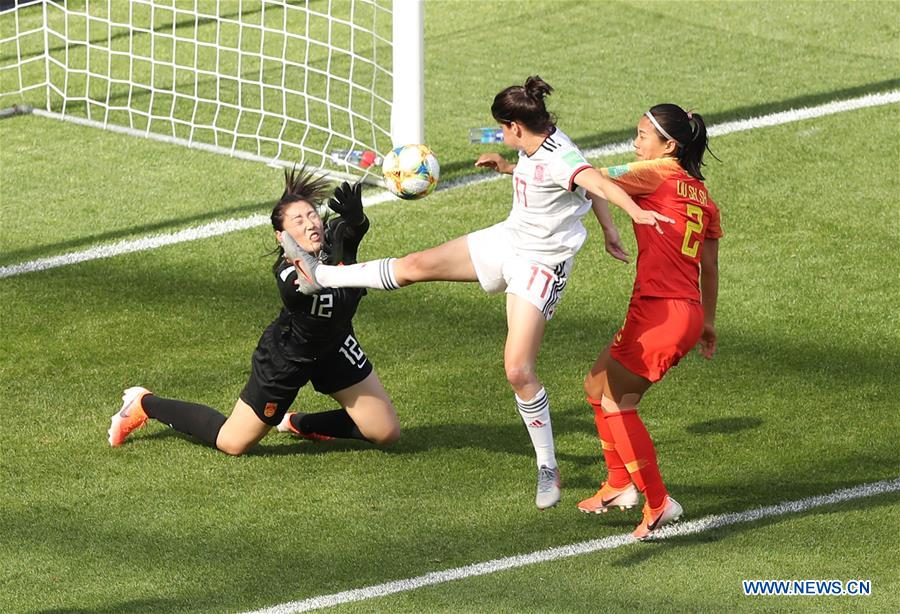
[382,144,440,200]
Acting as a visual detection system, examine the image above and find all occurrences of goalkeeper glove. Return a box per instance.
[328,181,365,226]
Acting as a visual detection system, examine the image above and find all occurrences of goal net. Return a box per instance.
[0,0,424,179]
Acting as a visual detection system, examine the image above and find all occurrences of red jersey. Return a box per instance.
[601,157,723,301]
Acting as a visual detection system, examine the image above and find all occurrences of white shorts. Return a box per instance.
[466,222,573,320]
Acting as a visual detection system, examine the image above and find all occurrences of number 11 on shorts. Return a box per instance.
[527,265,553,299]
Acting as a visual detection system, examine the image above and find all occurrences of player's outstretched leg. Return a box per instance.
[289,235,476,294]
[280,231,325,293]
[108,386,151,447]
[283,227,402,294]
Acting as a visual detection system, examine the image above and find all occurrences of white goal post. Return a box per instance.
[0,0,425,181]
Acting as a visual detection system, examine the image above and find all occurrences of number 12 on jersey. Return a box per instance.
[310,293,333,318]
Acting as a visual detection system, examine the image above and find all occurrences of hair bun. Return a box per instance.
[523,75,553,101]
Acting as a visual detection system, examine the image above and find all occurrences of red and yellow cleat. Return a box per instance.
[633,496,683,540]
[577,482,639,513]
[108,386,151,447]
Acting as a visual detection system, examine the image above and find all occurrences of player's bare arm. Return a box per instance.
[574,167,674,234]
[589,194,630,263]
[474,152,515,174]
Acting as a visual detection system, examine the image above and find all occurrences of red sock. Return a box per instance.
[604,409,668,508]
[587,398,631,488]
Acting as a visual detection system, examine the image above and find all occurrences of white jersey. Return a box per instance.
[504,127,593,265]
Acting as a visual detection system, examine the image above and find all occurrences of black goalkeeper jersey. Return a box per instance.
[268,216,368,362]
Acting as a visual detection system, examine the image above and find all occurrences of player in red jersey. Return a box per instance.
[578,104,722,539]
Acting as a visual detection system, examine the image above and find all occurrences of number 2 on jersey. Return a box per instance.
[681,204,704,258]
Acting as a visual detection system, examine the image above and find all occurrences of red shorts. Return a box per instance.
[609,297,704,383]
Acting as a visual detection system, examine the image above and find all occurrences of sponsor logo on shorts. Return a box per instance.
[263,402,278,418]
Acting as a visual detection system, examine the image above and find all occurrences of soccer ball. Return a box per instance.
[381,144,440,200]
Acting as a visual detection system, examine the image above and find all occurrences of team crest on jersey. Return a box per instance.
[263,402,278,417]
[533,164,545,182]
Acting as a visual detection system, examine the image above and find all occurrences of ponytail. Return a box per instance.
[523,76,553,102]
[491,75,557,134]
[646,104,717,180]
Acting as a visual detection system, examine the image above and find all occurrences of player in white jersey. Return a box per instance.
[503,126,593,262]
[286,76,673,509]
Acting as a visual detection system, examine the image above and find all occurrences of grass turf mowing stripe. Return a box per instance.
[2,90,897,281]
[243,478,900,614]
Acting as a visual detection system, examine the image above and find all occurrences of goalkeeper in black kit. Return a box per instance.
[108,167,400,455]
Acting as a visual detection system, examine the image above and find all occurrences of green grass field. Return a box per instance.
[1,1,899,612]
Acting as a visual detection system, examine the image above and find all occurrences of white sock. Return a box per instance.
[515,387,556,469]
[316,257,400,290]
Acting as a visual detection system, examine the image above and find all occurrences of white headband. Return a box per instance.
[645,111,677,143]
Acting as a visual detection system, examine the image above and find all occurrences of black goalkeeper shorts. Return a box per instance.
[239,323,373,425]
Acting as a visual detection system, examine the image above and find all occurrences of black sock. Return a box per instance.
[290,409,367,441]
[142,395,227,447]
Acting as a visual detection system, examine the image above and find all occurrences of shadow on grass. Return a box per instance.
[685,416,764,435]
[1,198,275,264]
[134,426,373,456]
[25,261,897,467]
[37,597,188,614]
[11,253,898,534]
[608,488,900,569]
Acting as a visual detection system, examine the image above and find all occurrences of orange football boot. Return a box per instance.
[577,482,640,514]
[633,496,683,540]
[108,386,151,447]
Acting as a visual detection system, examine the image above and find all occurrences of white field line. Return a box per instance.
[244,478,900,614]
[2,90,898,280]
[0,215,270,278]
